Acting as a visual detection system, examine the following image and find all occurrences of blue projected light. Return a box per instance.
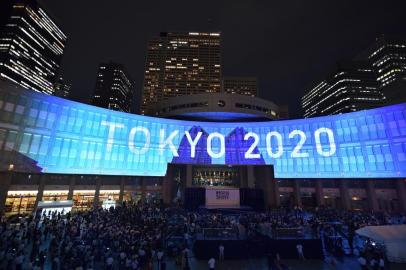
[0,87,405,178]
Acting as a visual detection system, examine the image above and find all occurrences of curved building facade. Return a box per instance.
[0,81,405,215]
[154,92,286,121]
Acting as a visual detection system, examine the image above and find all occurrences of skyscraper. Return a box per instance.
[302,61,384,118]
[357,36,406,105]
[141,32,221,115]
[0,0,67,94]
[222,76,258,97]
[53,76,71,98]
[92,61,135,113]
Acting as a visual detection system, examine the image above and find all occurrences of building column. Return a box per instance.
[293,179,302,207]
[366,179,378,212]
[246,166,255,188]
[186,164,193,188]
[258,166,280,209]
[118,177,125,204]
[162,166,174,205]
[93,177,101,208]
[315,179,324,207]
[239,167,246,188]
[34,175,46,212]
[271,178,280,208]
[396,179,406,212]
[340,180,351,210]
[67,176,75,200]
[0,173,12,215]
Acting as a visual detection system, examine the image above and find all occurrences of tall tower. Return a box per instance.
[0,0,67,94]
[357,36,406,105]
[92,61,135,113]
[222,77,258,97]
[141,32,221,115]
[302,61,384,118]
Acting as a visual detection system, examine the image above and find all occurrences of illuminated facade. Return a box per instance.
[222,77,258,97]
[302,61,384,118]
[0,81,405,178]
[0,82,405,214]
[141,32,221,115]
[0,0,67,94]
[92,61,135,113]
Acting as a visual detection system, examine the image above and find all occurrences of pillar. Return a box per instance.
[315,179,324,207]
[162,166,174,205]
[246,166,255,188]
[118,177,125,204]
[293,179,302,207]
[270,178,280,207]
[0,172,12,215]
[67,176,75,200]
[34,174,46,211]
[257,166,279,208]
[93,177,101,208]
[366,179,378,212]
[339,180,351,210]
[186,164,193,187]
[239,167,247,188]
[396,179,406,212]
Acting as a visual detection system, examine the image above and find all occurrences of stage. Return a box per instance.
[193,236,324,260]
[185,187,264,211]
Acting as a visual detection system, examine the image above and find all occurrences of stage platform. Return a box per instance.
[198,205,253,211]
[193,235,324,260]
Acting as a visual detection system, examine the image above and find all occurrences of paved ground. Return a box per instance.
[162,257,405,270]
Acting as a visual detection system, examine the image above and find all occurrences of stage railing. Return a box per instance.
[202,228,239,239]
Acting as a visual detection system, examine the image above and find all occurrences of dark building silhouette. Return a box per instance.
[0,0,67,94]
[53,76,71,98]
[92,61,135,113]
[302,61,384,118]
[357,36,406,105]
[222,77,258,97]
[141,32,221,115]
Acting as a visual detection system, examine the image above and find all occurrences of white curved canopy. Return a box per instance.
[356,225,406,263]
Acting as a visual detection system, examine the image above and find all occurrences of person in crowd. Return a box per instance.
[157,248,164,270]
[208,257,216,270]
[379,257,385,270]
[358,254,367,270]
[218,243,225,261]
[296,243,304,260]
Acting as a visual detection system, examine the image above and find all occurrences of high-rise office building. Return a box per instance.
[222,77,258,97]
[0,0,67,94]
[302,61,384,118]
[92,61,135,113]
[357,36,406,105]
[141,32,221,115]
[53,76,71,98]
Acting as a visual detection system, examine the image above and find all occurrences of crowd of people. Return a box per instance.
[0,202,172,270]
[0,203,405,270]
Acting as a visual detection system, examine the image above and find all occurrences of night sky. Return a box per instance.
[42,0,406,118]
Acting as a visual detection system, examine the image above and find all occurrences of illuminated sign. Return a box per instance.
[0,87,405,178]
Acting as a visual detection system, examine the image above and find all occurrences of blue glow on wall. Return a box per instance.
[0,87,405,178]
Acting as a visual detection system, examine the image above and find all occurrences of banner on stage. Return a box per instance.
[205,188,240,208]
